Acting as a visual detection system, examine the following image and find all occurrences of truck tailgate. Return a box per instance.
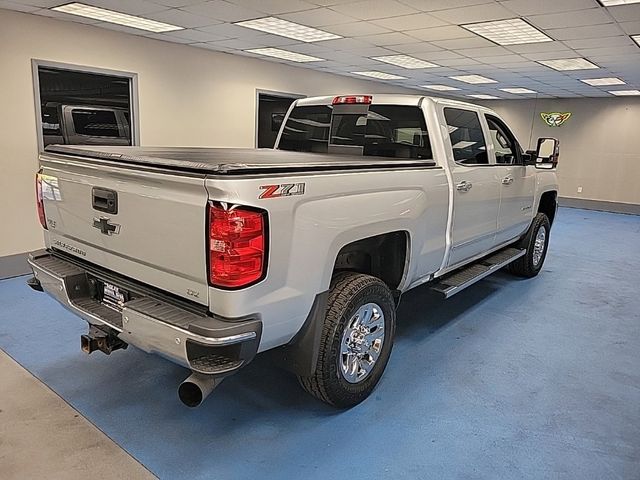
[39,153,210,306]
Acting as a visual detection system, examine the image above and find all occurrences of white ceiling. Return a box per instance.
[3,0,640,99]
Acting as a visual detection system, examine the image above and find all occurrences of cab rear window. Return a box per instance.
[279,105,432,160]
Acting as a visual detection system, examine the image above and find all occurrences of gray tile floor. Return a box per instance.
[0,350,155,479]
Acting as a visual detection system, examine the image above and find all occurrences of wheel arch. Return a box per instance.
[537,190,558,226]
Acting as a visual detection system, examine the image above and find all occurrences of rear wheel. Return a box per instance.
[298,272,396,408]
[509,212,551,278]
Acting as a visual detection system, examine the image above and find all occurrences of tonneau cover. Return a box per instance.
[44,145,435,175]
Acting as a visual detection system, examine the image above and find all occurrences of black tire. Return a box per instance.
[298,272,396,408]
[509,212,551,278]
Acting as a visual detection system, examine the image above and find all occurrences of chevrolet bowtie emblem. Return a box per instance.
[93,217,121,235]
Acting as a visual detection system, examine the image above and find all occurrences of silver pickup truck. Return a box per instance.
[28,94,559,408]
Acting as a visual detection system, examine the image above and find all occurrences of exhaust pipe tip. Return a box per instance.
[178,373,221,408]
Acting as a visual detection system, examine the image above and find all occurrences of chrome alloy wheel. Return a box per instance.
[339,302,385,384]
[532,225,547,267]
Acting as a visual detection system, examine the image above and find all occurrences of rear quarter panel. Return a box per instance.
[205,166,449,351]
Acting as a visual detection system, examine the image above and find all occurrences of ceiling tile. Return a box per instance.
[0,1,41,12]
[608,4,640,22]
[506,42,572,54]
[561,36,634,49]
[180,1,263,22]
[407,25,477,42]
[322,21,391,37]
[168,28,229,42]
[144,8,222,28]
[618,21,640,34]
[387,42,444,54]
[455,45,513,57]
[370,13,448,31]
[528,9,612,30]
[227,0,317,15]
[401,0,496,11]
[431,37,497,50]
[151,0,212,7]
[329,0,419,21]
[546,24,625,41]
[430,3,515,24]
[498,0,599,15]
[280,7,358,26]
[359,32,420,46]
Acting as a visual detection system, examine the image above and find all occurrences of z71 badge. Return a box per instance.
[259,183,306,199]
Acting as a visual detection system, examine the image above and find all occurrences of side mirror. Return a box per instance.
[534,137,559,169]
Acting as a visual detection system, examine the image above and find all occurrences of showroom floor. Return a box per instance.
[1,207,639,480]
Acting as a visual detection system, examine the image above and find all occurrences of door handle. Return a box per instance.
[501,175,514,185]
[456,181,473,192]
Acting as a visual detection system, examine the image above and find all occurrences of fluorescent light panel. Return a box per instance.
[468,94,500,99]
[500,87,537,94]
[450,74,497,84]
[581,77,626,86]
[352,71,406,80]
[234,17,341,42]
[246,48,324,62]
[422,85,461,91]
[372,55,439,69]
[598,0,640,6]
[609,90,640,96]
[632,35,640,47]
[51,2,183,32]
[462,18,553,46]
[538,58,599,71]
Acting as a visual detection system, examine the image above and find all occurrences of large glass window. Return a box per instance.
[279,105,432,159]
[444,108,488,165]
[35,64,136,150]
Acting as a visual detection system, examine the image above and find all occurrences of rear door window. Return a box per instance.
[443,108,488,165]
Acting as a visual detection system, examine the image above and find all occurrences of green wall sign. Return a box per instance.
[541,112,572,127]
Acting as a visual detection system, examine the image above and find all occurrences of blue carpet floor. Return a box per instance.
[1,207,639,479]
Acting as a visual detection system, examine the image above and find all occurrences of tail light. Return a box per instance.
[332,95,372,105]
[35,173,47,230]
[208,203,267,289]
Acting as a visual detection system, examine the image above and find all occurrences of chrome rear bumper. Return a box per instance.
[28,249,261,375]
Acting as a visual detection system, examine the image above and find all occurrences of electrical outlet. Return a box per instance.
[577,186,583,193]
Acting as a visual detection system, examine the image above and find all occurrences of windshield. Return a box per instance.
[278,104,432,160]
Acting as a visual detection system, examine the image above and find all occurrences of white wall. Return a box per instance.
[483,97,640,206]
[0,9,421,258]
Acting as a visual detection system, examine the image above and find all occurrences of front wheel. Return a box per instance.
[298,272,396,408]
[509,212,551,278]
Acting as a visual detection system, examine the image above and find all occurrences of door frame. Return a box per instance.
[255,89,305,148]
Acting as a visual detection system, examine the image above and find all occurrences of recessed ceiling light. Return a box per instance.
[581,77,626,86]
[500,87,537,94]
[598,0,640,6]
[51,2,183,33]
[450,75,498,84]
[234,17,341,43]
[538,58,599,71]
[462,18,553,46]
[246,48,325,63]
[422,85,461,91]
[609,89,640,96]
[632,35,640,47]
[468,94,500,99]
[351,71,407,80]
[372,55,439,69]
